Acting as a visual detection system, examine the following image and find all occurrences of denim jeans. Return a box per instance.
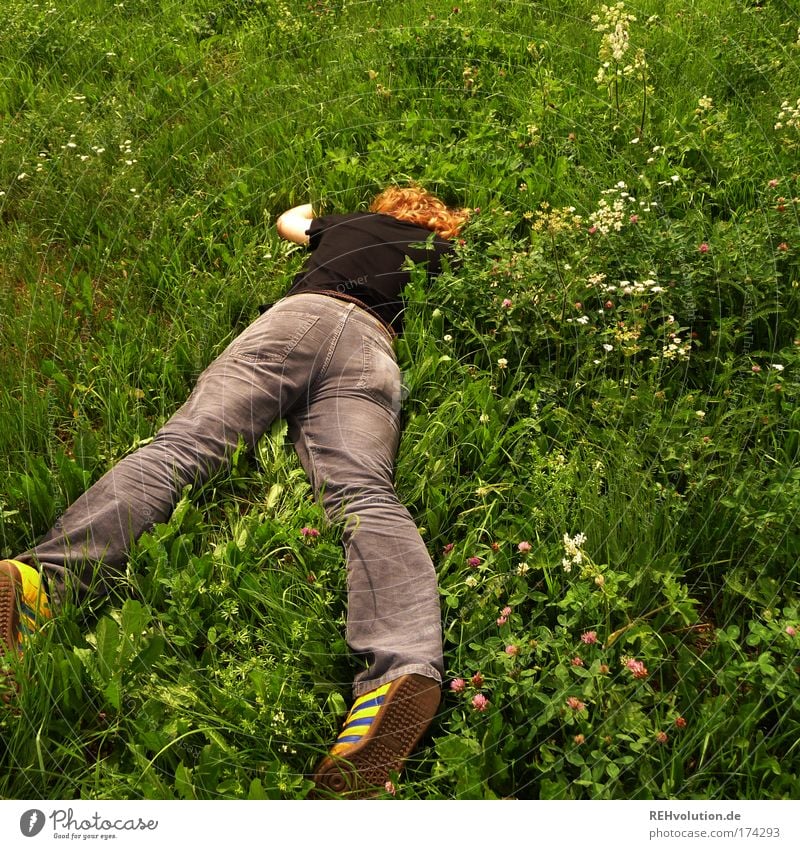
[17,293,444,695]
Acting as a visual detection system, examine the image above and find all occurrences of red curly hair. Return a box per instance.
[369,185,470,240]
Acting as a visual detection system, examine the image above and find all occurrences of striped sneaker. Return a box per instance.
[312,673,441,798]
[0,559,51,657]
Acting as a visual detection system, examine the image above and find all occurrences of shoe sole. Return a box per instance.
[312,673,441,798]
[0,561,22,657]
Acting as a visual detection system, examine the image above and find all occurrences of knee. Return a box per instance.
[321,481,400,520]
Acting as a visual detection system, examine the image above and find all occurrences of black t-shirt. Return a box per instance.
[285,212,454,335]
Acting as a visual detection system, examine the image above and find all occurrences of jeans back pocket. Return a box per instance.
[228,310,320,364]
[358,336,403,413]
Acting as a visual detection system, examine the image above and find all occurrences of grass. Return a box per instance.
[1,0,799,799]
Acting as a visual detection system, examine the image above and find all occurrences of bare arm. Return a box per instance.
[276,203,315,246]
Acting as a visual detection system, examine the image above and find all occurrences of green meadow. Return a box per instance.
[1,0,799,798]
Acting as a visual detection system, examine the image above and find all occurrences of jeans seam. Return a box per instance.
[307,302,356,395]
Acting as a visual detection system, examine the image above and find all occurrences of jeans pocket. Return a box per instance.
[358,336,402,412]
[228,310,320,364]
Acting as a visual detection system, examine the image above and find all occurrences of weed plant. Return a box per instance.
[1,0,799,799]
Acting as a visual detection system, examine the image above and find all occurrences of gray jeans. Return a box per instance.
[17,293,443,695]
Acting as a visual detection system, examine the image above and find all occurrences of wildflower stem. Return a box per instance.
[605,602,671,648]
[639,52,647,138]
[553,232,568,324]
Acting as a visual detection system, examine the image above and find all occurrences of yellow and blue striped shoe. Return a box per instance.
[0,559,51,658]
[313,674,441,798]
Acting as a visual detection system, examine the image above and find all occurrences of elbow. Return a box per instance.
[276,204,314,245]
[275,213,289,240]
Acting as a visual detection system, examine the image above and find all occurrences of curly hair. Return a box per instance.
[369,185,470,240]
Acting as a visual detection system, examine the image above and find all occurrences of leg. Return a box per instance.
[15,297,341,600]
[288,304,443,796]
[287,311,443,695]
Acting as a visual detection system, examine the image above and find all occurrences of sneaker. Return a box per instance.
[312,673,441,798]
[0,559,51,657]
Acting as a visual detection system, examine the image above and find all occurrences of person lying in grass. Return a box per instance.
[0,184,470,798]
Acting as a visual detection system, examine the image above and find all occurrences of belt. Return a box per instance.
[311,289,398,343]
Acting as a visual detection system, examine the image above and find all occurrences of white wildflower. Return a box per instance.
[775,98,800,132]
[593,3,645,86]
